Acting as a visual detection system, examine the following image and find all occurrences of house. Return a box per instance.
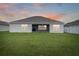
[9,16,64,33]
[0,21,9,31]
[64,20,79,34]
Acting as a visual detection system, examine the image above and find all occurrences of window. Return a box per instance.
[53,25,60,32]
[38,25,47,30]
[21,24,28,31]
[53,25,60,28]
[21,24,28,27]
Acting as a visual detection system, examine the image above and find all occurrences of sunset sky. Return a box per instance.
[0,3,79,23]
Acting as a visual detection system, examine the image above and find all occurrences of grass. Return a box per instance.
[0,32,79,56]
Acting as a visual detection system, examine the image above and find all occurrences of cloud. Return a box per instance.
[0,16,6,19]
[0,8,30,21]
[32,3,63,8]
[32,3,46,8]
[0,3,15,11]
[0,12,16,21]
[5,12,16,17]
[18,9,29,16]
[0,3,16,21]
[43,14,63,19]
[31,13,64,20]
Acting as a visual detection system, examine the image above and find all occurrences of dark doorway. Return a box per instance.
[32,24,49,32]
[32,24,38,32]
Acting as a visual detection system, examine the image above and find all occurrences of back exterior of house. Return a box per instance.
[0,21,9,31]
[64,20,79,34]
[9,16,64,33]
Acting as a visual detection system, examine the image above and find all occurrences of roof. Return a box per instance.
[10,16,64,24]
[0,21,9,26]
[65,20,79,26]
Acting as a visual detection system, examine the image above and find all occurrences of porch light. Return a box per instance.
[44,25,47,28]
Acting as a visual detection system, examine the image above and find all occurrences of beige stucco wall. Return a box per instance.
[50,24,64,33]
[9,24,32,32]
[0,25,9,31]
[10,24,64,33]
[64,25,79,34]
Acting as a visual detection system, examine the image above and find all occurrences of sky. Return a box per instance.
[0,3,79,23]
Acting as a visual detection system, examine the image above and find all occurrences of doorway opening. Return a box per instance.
[32,24,49,32]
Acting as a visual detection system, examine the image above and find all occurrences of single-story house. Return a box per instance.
[9,16,64,33]
[0,21,9,31]
[64,20,79,34]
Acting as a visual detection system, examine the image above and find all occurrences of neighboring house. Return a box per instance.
[9,16,64,33]
[64,20,79,34]
[0,21,9,31]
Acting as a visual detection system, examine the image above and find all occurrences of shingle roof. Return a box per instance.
[10,16,64,24]
[65,20,79,26]
[0,21,9,26]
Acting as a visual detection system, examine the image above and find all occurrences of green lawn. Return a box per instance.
[0,32,79,56]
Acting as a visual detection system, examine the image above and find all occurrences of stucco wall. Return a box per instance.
[50,24,64,33]
[10,24,64,33]
[64,25,79,34]
[9,24,32,32]
[0,25,9,31]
